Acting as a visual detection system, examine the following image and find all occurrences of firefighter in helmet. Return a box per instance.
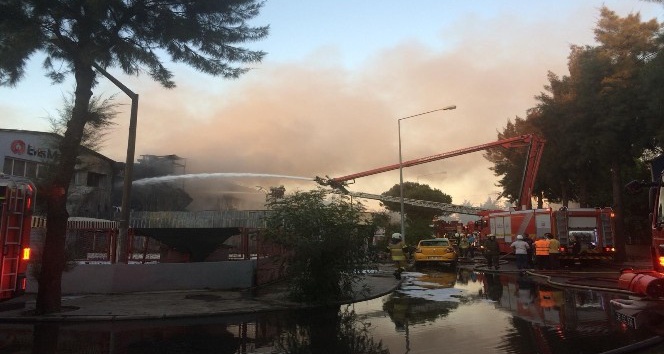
[388,233,407,279]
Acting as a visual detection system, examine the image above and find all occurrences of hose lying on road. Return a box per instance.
[598,335,664,354]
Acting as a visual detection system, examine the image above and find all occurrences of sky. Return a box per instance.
[2,1,663,211]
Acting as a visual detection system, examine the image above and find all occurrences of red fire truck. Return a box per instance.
[611,156,664,326]
[646,155,664,275]
[0,175,35,301]
[473,207,616,263]
[615,155,664,298]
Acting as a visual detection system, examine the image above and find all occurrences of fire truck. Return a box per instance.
[0,175,35,301]
[611,155,664,328]
[615,155,664,299]
[473,207,616,263]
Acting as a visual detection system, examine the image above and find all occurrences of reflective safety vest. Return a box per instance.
[534,239,550,256]
[548,238,561,254]
[389,243,406,262]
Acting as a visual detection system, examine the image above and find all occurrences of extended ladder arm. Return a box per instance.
[336,190,489,215]
[316,134,546,203]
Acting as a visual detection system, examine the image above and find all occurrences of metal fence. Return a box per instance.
[31,212,287,285]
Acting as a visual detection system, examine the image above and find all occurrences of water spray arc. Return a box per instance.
[133,173,314,186]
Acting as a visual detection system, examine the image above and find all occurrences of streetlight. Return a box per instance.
[92,63,138,264]
[398,105,456,241]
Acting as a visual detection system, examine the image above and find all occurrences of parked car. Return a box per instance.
[413,238,458,268]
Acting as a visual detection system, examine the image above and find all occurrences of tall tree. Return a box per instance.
[532,71,580,206]
[514,7,660,259]
[587,7,660,261]
[0,0,268,314]
[381,182,452,245]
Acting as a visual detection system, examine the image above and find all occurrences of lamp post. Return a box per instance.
[398,105,456,241]
[92,63,138,264]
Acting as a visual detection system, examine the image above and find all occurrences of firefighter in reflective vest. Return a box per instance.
[534,235,551,270]
[388,233,407,278]
[547,233,561,270]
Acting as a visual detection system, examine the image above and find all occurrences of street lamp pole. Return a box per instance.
[92,63,138,264]
[398,105,456,241]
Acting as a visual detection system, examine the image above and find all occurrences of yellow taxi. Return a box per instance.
[413,238,458,268]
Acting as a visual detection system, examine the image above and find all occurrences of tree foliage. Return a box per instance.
[381,182,452,244]
[487,6,663,260]
[48,93,119,152]
[263,189,372,304]
[0,0,268,314]
[483,117,544,207]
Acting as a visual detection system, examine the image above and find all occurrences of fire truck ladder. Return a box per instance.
[555,209,569,246]
[0,184,24,296]
[600,212,614,246]
[337,190,487,215]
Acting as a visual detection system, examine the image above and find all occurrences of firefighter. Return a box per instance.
[453,232,461,249]
[483,234,500,270]
[388,233,407,279]
[467,232,477,259]
[534,235,551,270]
[510,235,530,271]
[458,234,470,259]
[523,233,535,268]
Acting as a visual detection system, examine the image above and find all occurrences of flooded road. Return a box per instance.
[1,267,662,353]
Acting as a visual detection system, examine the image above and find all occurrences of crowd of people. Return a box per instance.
[458,231,577,271]
[505,232,572,271]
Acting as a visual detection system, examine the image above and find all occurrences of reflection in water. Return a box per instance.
[273,306,389,354]
[1,268,662,353]
[475,271,659,354]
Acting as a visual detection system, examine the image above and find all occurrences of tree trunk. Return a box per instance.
[560,181,569,207]
[537,191,544,209]
[611,161,627,262]
[35,63,94,314]
[579,180,589,208]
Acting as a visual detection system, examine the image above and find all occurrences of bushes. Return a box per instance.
[264,189,372,303]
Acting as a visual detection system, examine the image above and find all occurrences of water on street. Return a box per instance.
[1,267,662,354]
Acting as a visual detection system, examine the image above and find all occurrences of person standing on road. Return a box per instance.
[510,235,530,271]
[388,233,407,278]
[467,232,476,259]
[534,235,551,270]
[484,234,500,270]
[459,234,470,259]
[547,233,561,270]
[523,233,535,268]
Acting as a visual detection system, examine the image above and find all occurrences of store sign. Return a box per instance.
[9,139,59,159]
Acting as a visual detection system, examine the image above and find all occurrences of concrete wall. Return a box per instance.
[26,260,256,295]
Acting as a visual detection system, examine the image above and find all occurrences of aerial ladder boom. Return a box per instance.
[317,134,545,210]
[336,190,489,215]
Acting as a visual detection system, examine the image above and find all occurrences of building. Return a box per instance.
[0,129,120,219]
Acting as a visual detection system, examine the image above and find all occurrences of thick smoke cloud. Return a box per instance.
[68,4,652,211]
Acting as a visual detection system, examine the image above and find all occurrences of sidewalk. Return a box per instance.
[0,265,402,322]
